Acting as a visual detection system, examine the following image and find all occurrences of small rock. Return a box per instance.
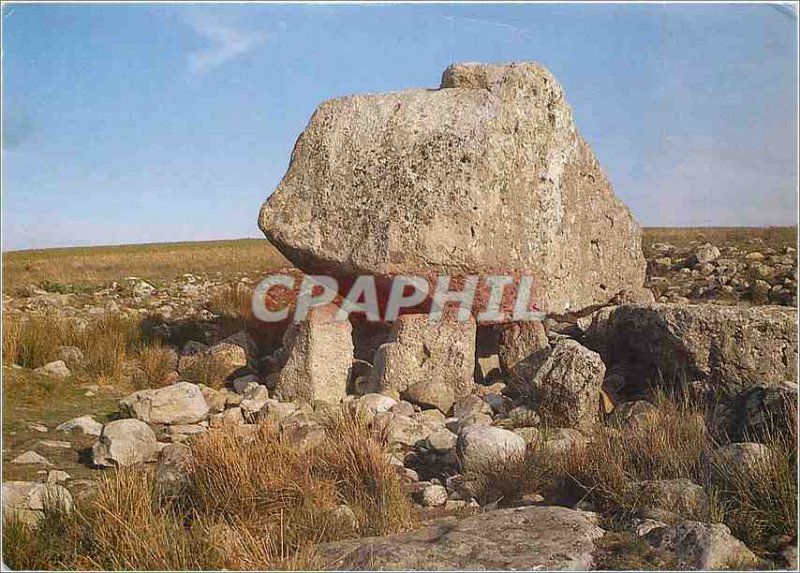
[33,360,71,379]
[457,426,526,472]
[404,379,455,414]
[120,382,210,425]
[46,470,71,483]
[2,482,73,526]
[11,451,52,466]
[92,419,158,467]
[644,521,758,570]
[37,440,72,449]
[426,428,458,453]
[28,423,48,433]
[155,443,193,499]
[419,484,449,507]
[55,415,103,437]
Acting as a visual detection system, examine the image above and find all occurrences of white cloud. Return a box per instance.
[184,15,267,74]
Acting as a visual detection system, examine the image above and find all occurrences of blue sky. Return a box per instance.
[2,2,797,251]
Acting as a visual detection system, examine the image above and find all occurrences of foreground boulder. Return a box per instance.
[120,382,210,425]
[92,419,158,467]
[603,304,797,394]
[273,305,353,404]
[527,339,605,431]
[259,62,646,315]
[2,482,73,526]
[373,314,475,407]
[318,505,604,570]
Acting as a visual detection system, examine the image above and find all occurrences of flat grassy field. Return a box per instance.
[3,228,795,294]
[2,238,289,294]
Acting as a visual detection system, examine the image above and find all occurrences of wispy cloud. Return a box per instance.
[184,15,267,74]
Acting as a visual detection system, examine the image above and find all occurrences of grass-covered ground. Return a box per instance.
[4,227,795,295]
[2,238,289,294]
[2,228,797,570]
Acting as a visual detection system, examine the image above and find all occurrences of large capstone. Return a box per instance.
[259,62,646,316]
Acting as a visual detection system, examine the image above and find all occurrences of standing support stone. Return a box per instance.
[274,305,353,404]
[372,314,476,410]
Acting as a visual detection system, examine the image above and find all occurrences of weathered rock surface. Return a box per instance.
[120,382,210,425]
[273,305,353,404]
[92,419,158,467]
[259,62,646,315]
[2,482,73,526]
[527,339,605,431]
[373,314,475,403]
[604,304,797,393]
[318,505,604,570]
[644,521,757,570]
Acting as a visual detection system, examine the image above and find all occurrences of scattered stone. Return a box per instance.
[28,423,48,433]
[419,484,449,507]
[691,243,721,265]
[539,428,587,455]
[231,373,260,394]
[120,381,210,425]
[457,426,526,472]
[92,419,158,467]
[37,440,72,449]
[604,304,797,393]
[608,400,657,429]
[46,470,71,483]
[155,443,193,499]
[2,482,73,526]
[498,321,551,385]
[711,442,773,484]
[33,360,71,379]
[55,415,103,437]
[453,394,492,419]
[56,345,84,369]
[373,412,428,448]
[426,428,458,453]
[403,379,455,414]
[644,521,758,570]
[630,478,708,516]
[11,451,52,466]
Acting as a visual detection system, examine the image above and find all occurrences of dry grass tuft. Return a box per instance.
[3,413,414,570]
[2,312,74,368]
[468,444,554,508]
[135,342,178,388]
[712,429,797,550]
[179,352,232,389]
[560,392,709,518]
